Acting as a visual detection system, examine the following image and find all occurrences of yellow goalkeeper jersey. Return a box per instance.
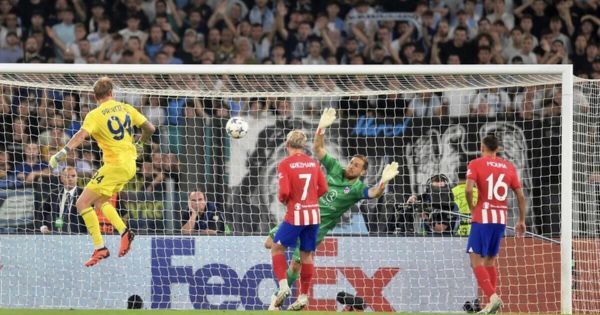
[81,99,147,164]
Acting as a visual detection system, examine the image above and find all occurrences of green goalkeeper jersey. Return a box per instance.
[318,153,370,228]
[269,154,369,243]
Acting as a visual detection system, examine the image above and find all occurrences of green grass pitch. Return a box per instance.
[0,311,404,315]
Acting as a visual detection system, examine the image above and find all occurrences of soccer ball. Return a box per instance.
[225,117,248,139]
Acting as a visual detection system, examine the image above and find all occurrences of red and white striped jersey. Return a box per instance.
[467,156,521,225]
[278,153,328,226]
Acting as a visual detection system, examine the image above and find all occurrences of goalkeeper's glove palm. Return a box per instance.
[380,162,399,184]
[318,108,337,130]
[49,148,68,169]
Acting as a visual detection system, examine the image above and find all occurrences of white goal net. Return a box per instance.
[0,65,594,313]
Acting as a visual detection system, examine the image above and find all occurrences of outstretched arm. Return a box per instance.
[367,162,399,198]
[313,108,336,160]
[49,129,89,169]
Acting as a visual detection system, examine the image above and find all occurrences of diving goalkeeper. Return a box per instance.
[49,77,156,267]
[265,108,399,310]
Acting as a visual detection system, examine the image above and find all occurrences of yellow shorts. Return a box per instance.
[86,161,136,197]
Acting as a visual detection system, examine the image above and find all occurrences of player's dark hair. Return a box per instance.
[482,135,499,152]
[352,154,368,171]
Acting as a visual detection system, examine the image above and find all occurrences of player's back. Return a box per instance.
[278,153,327,225]
[467,156,521,224]
[82,100,146,164]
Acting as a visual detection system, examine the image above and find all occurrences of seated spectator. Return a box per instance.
[509,34,537,64]
[14,142,51,185]
[0,32,23,63]
[0,150,18,189]
[181,190,225,235]
[38,166,85,234]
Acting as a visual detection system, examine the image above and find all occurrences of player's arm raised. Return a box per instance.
[49,129,89,169]
[368,161,399,198]
[313,108,336,160]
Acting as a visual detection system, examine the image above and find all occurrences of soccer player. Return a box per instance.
[465,135,526,314]
[49,77,156,267]
[271,129,328,310]
[266,108,399,310]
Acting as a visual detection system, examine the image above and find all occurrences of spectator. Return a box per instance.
[0,32,22,63]
[302,37,325,64]
[88,1,107,33]
[0,150,18,189]
[50,7,76,62]
[119,15,148,46]
[14,142,50,185]
[406,92,442,118]
[126,36,151,64]
[17,36,44,63]
[146,24,166,60]
[249,23,271,62]
[216,28,235,63]
[39,166,85,234]
[548,16,572,55]
[439,26,472,64]
[285,21,313,62]
[181,190,225,235]
[510,34,537,64]
[249,0,274,33]
[38,112,70,150]
[472,88,510,117]
[183,9,208,36]
[515,0,550,39]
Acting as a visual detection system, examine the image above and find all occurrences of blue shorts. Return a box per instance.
[273,221,319,252]
[466,223,505,257]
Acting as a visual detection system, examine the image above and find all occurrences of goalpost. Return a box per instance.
[0,64,593,313]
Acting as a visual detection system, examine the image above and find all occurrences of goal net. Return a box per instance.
[0,65,592,313]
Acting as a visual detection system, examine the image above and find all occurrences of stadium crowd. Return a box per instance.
[0,0,596,236]
[0,0,598,76]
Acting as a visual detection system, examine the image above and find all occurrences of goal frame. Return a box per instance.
[0,63,574,313]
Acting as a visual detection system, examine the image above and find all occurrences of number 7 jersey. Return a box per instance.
[278,153,328,226]
[467,156,521,225]
[81,99,147,164]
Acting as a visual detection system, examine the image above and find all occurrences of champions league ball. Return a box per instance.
[225,117,249,139]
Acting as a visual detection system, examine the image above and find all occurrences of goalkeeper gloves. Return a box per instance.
[380,162,399,184]
[135,141,145,157]
[317,108,336,134]
[49,147,69,169]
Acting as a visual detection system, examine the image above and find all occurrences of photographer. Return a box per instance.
[405,174,457,235]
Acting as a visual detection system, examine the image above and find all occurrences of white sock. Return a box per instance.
[278,279,289,291]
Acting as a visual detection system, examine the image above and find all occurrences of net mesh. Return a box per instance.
[0,69,593,313]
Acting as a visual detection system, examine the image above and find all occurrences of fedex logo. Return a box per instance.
[150,238,400,311]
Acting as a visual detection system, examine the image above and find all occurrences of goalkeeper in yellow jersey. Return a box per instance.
[49,77,156,267]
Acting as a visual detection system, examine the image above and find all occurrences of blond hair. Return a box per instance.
[286,129,307,149]
[93,76,113,100]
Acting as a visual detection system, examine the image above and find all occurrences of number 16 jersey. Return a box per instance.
[467,156,521,225]
[81,99,147,164]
